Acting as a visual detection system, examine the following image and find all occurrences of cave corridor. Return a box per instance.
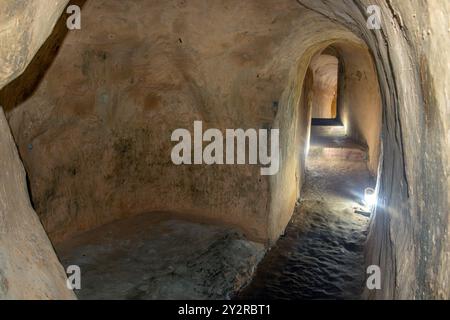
[0,0,448,302]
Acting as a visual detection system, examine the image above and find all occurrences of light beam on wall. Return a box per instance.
[364,187,377,208]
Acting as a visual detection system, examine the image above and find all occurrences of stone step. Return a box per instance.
[308,124,368,161]
[308,145,367,161]
[310,124,346,137]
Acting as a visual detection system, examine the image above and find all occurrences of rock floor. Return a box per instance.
[238,130,375,299]
[55,213,265,300]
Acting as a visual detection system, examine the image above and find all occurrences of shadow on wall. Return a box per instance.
[0,0,87,113]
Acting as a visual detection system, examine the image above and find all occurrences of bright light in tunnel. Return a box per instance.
[343,124,348,136]
[305,138,311,157]
[364,187,377,207]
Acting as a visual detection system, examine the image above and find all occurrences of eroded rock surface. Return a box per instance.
[56,213,265,300]
[0,109,74,299]
[0,0,69,89]
[0,0,447,300]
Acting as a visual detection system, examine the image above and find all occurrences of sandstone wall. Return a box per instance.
[0,109,74,299]
[1,0,384,246]
[0,0,448,300]
[3,0,287,243]
[0,0,69,88]
[337,43,382,175]
[0,0,74,300]
[1,0,363,245]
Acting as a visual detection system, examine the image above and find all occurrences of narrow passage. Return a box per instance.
[238,127,375,299]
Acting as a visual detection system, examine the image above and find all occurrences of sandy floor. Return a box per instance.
[55,213,265,300]
[238,131,375,299]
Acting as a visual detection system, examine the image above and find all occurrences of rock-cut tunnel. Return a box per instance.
[0,0,448,300]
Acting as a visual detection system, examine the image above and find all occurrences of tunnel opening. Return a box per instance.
[239,39,382,299]
[310,47,341,127]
